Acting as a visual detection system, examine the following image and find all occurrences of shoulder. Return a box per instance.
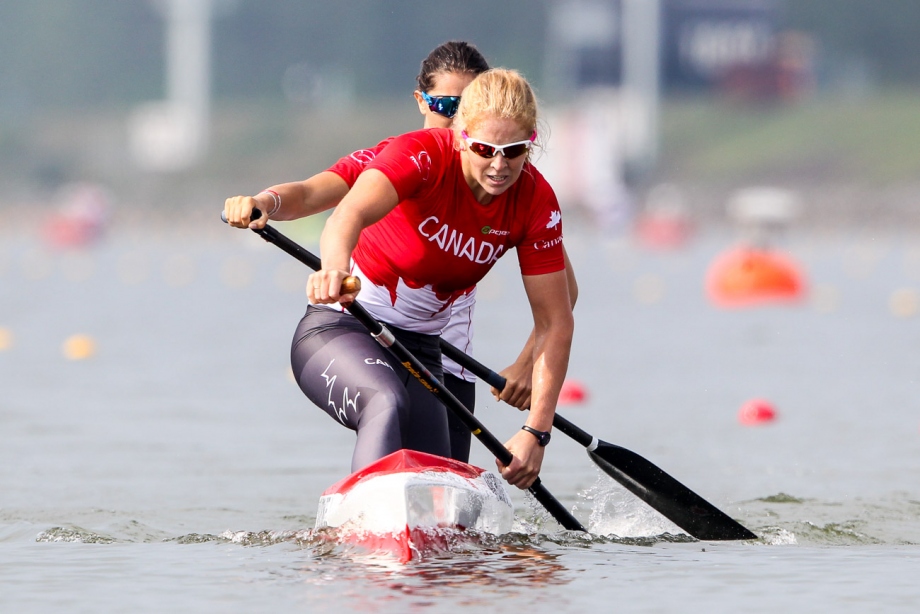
[372,129,457,180]
[346,136,396,164]
[521,162,551,187]
[368,129,457,199]
[327,137,396,185]
[512,162,556,201]
[513,163,562,231]
[385,127,455,154]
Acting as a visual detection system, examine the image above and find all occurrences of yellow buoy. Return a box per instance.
[889,288,919,318]
[0,327,13,351]
[63,334,97,360]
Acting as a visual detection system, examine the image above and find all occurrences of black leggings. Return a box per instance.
[291,306,476,471]
[444,374,475,463]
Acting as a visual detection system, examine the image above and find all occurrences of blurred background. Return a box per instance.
[1,0,918,237]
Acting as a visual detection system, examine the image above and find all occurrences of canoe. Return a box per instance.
[315,449,514,562]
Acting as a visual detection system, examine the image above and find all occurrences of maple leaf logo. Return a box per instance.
[546,210,562,230]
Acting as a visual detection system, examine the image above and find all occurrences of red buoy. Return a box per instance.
[738,398,777,425]
[41,182,111,249]
[635,183,695,250]
[635,215,694,250]
[558,379,588,405]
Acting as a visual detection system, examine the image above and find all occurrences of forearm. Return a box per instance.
[510,254,576,379]
[263,172,349,221]
[511,331,536,373]
[526,319,573,432]
[225,172,349,230]
[319,207,363,272]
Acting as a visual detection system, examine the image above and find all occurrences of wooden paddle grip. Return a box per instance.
[341,276,361,294]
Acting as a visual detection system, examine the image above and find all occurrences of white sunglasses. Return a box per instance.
[461,130,535,159]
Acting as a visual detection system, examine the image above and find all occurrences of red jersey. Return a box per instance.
[328,137,393,186]
[328,128,564,334]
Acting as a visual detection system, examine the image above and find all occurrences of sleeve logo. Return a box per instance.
[546,210,562,230]
[409,151,432,182]
[349,149,377,165]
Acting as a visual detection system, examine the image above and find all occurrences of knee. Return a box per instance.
[358,386,411,429]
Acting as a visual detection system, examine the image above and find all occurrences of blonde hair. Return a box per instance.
[455,68,543,155]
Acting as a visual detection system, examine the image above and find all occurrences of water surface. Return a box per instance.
[2,221,919,612]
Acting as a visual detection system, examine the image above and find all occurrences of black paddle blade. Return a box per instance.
[589,441,757,541]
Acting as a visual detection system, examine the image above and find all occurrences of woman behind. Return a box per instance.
[225,42,577,465]
[304,69,574,489]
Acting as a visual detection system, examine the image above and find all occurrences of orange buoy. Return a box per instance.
[558,379,588,405]
[738,398,777,426]
[706,246,806,308]
[62,334,97,360]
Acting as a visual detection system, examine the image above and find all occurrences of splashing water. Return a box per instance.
[35,526,116,544]
[575,468,687,539]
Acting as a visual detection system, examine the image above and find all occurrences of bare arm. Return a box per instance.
[223,171,350,229]
[494,246,578,410]
[309,169,400,305]
[495,268,574,489]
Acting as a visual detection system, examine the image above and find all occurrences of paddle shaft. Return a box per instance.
[226,212,586,532]
[439,340,594,447]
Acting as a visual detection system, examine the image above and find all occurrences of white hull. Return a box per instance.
[315,450,513,561]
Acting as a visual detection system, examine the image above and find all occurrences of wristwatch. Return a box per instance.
[521,425,551,447]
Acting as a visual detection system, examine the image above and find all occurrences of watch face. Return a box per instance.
[523,426,550,446]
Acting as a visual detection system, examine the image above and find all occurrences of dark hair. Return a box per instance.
[416,41,490,92]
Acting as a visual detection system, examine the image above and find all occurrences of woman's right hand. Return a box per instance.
[495,359,533,410]
[224,195,269,230]
[308,270,361,306]
[496,429,546,490]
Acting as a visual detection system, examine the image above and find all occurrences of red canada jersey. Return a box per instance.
[330,128,564,333]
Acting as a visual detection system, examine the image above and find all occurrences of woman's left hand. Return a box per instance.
[495,359,533,410]
[308,270,360,306]
[496,429,546,490]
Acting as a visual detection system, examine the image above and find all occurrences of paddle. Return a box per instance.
[439,343,758,541]
[224,209,755,540]
[222,210,586,533]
